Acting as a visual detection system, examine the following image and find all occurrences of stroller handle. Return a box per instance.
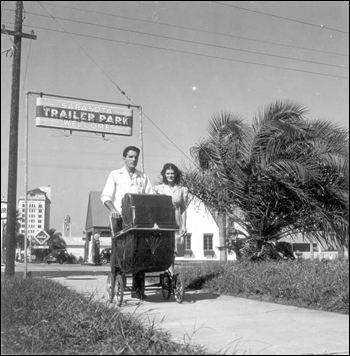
[109,215,125,236]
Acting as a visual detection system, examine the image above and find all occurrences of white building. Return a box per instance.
[18,187,51,242]
[176,197,236,261]
[279,234,348,260]
[181,197,347,261]
[65,191,346,263]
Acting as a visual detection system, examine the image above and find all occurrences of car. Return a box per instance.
[46,249,70,264]
[100,247,112,265]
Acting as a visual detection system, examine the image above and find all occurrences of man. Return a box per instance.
[101,146,154,299]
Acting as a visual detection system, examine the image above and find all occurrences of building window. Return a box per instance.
[185,233,192,250]
[292,243,318,252]
[184,233,193,257]
[203,234,213,250]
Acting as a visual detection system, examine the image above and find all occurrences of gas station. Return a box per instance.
[84,191,112,265]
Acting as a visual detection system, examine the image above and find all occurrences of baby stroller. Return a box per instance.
[106,193,185,306]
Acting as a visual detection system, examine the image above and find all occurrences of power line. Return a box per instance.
[19,34,33,105]
[141,111,192,163]
[2,3,348,172]
[3,21,348,81]
[33,1,350,165]
[6,17,348,165]
[31,2,195,165]
[34,2,133,104]
[211,1,349,35]
[31,1,349,58]
[4,21,347,81]
[15,10,348,70]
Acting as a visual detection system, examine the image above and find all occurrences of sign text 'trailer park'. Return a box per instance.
[36,97,133,136]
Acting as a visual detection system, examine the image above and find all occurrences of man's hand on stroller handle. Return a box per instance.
[109,211,122,219]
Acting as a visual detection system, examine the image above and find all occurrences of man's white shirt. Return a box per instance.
[100,166,154,212]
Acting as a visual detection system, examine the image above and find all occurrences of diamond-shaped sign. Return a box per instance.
[33,229,50,245]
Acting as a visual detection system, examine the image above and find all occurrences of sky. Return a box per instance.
[1,1,349,236]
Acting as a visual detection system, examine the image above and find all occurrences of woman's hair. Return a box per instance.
[160,163,182,185]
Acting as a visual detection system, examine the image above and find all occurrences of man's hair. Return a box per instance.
[123,146,140,158]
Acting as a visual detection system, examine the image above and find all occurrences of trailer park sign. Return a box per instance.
[36,97,133,136]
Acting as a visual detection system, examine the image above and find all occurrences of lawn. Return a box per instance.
[1,276,209,355]
[178,258,349,315]
[1,258,348,354]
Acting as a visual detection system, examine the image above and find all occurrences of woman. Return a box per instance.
[154,163,188,275]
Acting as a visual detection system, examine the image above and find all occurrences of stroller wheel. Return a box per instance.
[174,273,185,304]
[115,274,124,307]
[161,272,172,300]
[106,273,115,303]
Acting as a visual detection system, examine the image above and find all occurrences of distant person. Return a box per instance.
[154,163,188,276]
[101,145,154,299]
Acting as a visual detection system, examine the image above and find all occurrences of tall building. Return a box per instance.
[38,186,51,201]
[18,187,51,242]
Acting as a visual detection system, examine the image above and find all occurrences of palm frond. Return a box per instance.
[252,100,308,131]
[184,99,349,248]
[207,111,246,138]
[268,159,320,185]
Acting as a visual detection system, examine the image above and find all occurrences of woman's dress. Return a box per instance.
[154,184,188,256]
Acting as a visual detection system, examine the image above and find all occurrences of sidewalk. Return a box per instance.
[1,262,110,278]
[50,274,349,356]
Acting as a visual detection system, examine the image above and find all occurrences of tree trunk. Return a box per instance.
[230,241,242,260]
[217,212,227,262]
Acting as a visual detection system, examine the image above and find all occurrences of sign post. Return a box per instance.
[1,199,7,265]
[24,92,142,269]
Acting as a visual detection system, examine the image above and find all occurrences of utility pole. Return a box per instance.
[2,1,36,276]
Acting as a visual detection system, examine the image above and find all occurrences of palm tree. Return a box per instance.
[182,100,349,258]
[47,229,66,250]
[32,228,66,262]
